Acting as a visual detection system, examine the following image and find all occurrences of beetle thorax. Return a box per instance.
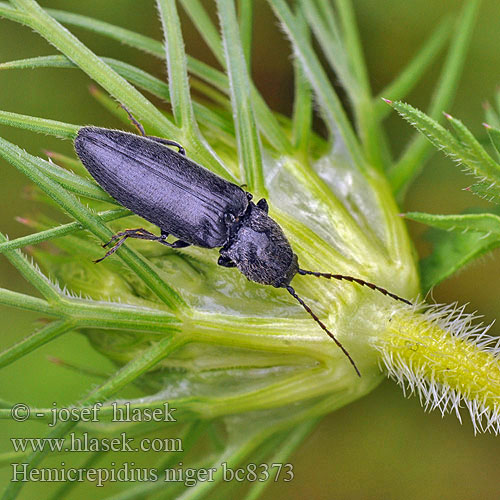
[221,203,298,287]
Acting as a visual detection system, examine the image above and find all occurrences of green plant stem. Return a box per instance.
[217,0,266,195]
[8,0,178,136]
[0,320,73,369]
[242,418,318,500]
[389,0,480,196]
[0,208,131,253]
[0,233,61,303]
[374,18,451,118]
[1,334,185,500]
[269,0,366,172]
[0,288,54,315]
[238,0,253,70]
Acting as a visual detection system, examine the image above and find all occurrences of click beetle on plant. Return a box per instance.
[74,118,412,376]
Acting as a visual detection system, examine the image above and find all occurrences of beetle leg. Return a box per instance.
[256,198,269,213]
[101,228,155,248]
[119,104,186,155]
[95,228,187,263]
[148,137,186,155]
[217,255,237,268]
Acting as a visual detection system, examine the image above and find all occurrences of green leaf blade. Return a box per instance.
[269,0,365,171]
[444,113,500,180]
[389,0,480,196]
[217,0,265,194]
[0,109,79,139]
[405,211,500,236]
[374,18,451,119]
[484,123,500,160]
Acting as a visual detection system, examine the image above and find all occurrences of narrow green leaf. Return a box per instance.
[292,7,312,152]
[389,0,480,196]
[156,0,232,179]
[484,123,500,160]
[182,0,292,154]
[269,0,365,171]
[301,0,357,102]
[36,153,115,202]
[0,122,114,201]
[0,320,72,369]
[0,54,171,101]
[405,211,500,236]
[0,135,185,311]
[12,4,289,153]
[444,113,500,180]
[0,2,28,22]
[0,109,79,138]
[2,334,185,500]
[45,6,164,56]
[316,0,341,38]
[8,0,178,139]
[0,232,62,302]
[156,0,196,132]
[181,0,224,63]
[374,18,452,119]
[43,149,85,173]
[90,77,233,146]
[469,181,500,205]
[243,418,318,500]
[238,0,253,70]
[217,0,265,194]
[334,0,371,97]
[0,288,54,316]
[0,209,131,253]
[388,101,500,197]
[386,100,464,161]
[48,452,105,500]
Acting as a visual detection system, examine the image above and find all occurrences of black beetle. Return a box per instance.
[74,118,411,376]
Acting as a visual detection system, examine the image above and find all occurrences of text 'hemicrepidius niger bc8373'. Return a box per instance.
[74,116,412,377]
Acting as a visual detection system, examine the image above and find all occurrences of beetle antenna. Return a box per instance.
[119,103,146,137]
[298,269,412,306]
[285,285,361,377]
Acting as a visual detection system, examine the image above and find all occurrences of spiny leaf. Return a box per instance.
[484,122,500,161]
[387,101,500,194]
[386,100,463,159]
[405,211,500,237]
[444,113,500,180]
[469,181,500,205]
